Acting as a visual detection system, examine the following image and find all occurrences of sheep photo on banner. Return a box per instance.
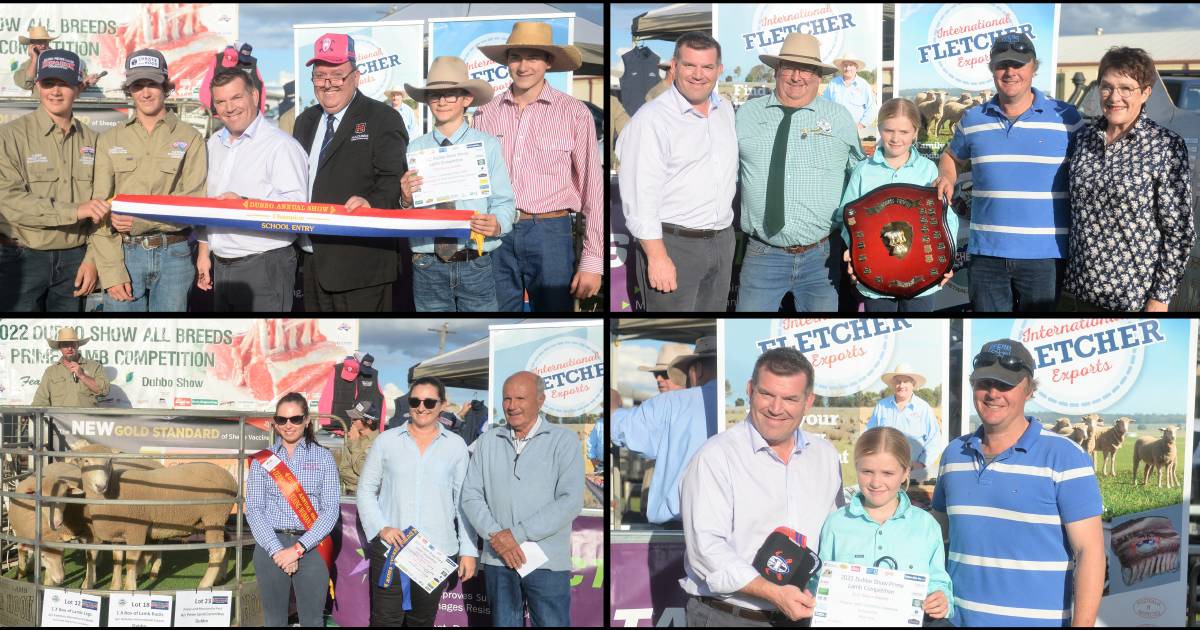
[962,318,1196,627]
[892,3,1062,310]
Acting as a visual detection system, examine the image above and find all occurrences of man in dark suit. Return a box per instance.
[293,33,407,311]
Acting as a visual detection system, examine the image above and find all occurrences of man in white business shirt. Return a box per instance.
[197,68,309,312]
[679,347,844,625]
[617,31,737,312]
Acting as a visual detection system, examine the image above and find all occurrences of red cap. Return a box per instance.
[340,358,360,381]
[306,33,356,67]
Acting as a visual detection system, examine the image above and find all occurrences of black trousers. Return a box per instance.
[302,253,393,312]
[366,536,454,627]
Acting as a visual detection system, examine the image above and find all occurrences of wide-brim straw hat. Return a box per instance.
[20,26,58,45]
[478,22,582,73]
[405,56,494,106]
[638,342,693,373]
[881,362,926,389]
[47,326,89,349]
[833,57,867,71]
[668,336,718,387]
[759,33,838,77]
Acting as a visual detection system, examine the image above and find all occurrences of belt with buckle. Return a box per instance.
[274,528,306,536]
[662,223,726,239]
[213,248,275,265]
[697,596,781,623]
[122,229,191,249]
[754,233,832,255]
[416,249,485,264]
[516,209,570,222]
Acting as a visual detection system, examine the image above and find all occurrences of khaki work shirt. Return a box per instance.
[0,108,123,279]
[31,356,111,407]
[91,112,207,288]
[12,59,34,91]
[337,428,378,495]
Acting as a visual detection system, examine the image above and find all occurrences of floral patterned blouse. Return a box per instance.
[1064,110,1195,311]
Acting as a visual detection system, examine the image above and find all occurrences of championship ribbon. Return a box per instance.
[376,526,417,611]
[111,194,477,240]
[251,448,336,600]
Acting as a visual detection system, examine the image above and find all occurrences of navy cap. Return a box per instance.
[989,32,1036,70]
[970,338,1036,386]
[36,49,83,86]
[359,353,377,378]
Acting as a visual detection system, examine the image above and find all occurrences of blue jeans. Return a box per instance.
[412,252,499,311]
[102,239,194,312]
[484,566,570,627]
[968,255,1064,312]
[492,215,575,312]
[735,237,841,312]
[0,244,86,312]
[864,294,936,312]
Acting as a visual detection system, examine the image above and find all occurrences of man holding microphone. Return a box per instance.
[32,326,111,407]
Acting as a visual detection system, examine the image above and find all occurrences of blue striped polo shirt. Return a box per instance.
[932,417,1101,627]
[947,88,1082,259]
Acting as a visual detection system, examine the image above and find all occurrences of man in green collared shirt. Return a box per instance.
[32,327,111,407]
[734,33,863,312]
[0,49,120,312]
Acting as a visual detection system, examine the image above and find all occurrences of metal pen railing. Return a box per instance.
[0,407,275,627]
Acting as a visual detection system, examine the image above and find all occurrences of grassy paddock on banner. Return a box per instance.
[3,546,256,590]
[1097,434,1187,520]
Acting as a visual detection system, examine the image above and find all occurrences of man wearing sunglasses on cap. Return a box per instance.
[357,376,477,626]
[933,32,1082,312]
[931,339,1103,626]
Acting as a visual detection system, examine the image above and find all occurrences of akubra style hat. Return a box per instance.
[478,22,582,73]
[20,26,58,45]
[405,56,494,106]
[833,57,866,70]
[638,342,693,373]
[668,336,718,388]
[759,33,838,77]
[880,363,927,389]
[47,327,89,349]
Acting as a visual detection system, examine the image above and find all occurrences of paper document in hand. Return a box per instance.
[408,142,491,207]
[811,562,928,627]
[390,526,459,593]
[516,541,549,578]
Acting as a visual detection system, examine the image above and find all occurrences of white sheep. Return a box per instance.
[1076,413,1105,465]
[11,462,94,588]
[1132,426,1179,488]
[68,449,238,591]
[936,94,979,136]
[1093,417,1133,477]
[1048,417,1074,435]
[918,90,946,136]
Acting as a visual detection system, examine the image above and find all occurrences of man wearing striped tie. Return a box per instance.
[932,338,1103,626]
[932,33,1082,312]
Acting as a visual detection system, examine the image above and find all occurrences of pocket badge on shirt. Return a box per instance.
[79,146,95,166]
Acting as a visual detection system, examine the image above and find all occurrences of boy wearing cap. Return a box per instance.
[0,49,123,311]
[399,56,515,312]
[293,33,407,312]
[473,22,604,311]
[932,33,1082,312]
[92,48,207,312]
[932,338,1103,626]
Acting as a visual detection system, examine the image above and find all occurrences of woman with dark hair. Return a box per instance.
[357,375,478,626]
[245,392,341,626]
[1061,46,1195,312]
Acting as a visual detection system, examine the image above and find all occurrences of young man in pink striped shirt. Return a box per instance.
[474,22,604,312]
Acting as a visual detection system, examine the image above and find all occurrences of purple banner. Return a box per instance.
[332,503,602,626]
[610,539,689,627]
[609,174,640,312]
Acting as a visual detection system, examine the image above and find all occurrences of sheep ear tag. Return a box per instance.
[843,183,952,299]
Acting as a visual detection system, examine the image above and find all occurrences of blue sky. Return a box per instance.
[241,3,603,87]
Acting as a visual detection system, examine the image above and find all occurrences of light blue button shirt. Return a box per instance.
[611,379,718,524]
[866,394,946,477]
[823,74,878,127]
[356,422,478,558]
[406,122,515,254]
